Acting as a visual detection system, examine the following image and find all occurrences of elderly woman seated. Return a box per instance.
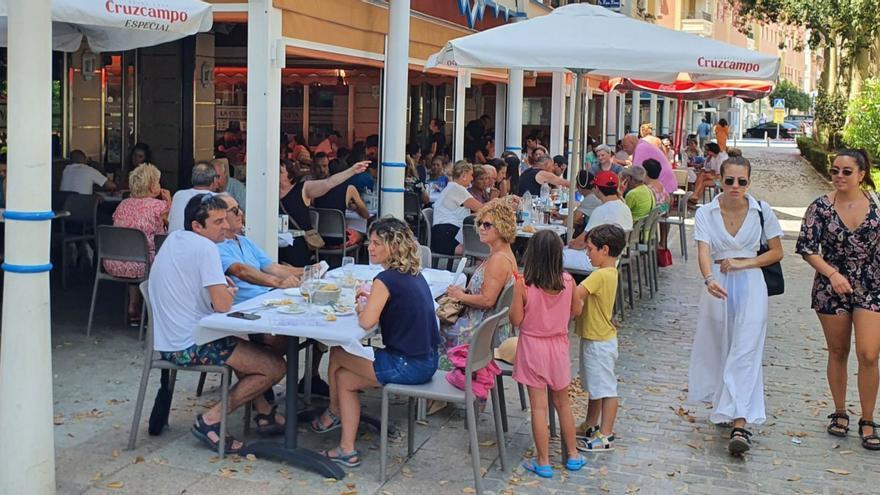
[312,217,440,468]
[431,160,483,256]
[103,163,171,324]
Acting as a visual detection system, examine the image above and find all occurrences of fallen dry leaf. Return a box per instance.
[826,468,850,475]
[462,488,476,494]
[111,449,120,458]
[90,472,102,482]
[686,441,700,449]
[520,480,540,487]
[105,481,125,489]
[787,474,801,482]
[479,440,496,447]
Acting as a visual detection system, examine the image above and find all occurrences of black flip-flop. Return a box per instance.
[190,414,243,454]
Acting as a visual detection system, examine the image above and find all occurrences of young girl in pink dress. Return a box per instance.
[510,230,586,478]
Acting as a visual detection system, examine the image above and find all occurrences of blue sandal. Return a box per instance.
[565,454,587,471]
[320,447,361,468]
[310,409,341,434]
[521,459,553,478]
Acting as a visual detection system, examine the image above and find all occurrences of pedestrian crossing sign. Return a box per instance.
[773,98,785,109]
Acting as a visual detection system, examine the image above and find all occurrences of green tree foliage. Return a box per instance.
[843,79,880,161]
[769,80,811,112]
[814,88,847,148]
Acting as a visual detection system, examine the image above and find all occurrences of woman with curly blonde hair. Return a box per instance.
[439,198,518,372]
[314,217,440,468]
[104,163,171,324]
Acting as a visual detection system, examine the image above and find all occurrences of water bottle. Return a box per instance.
[521,191,533,226]
[540,182,551,205]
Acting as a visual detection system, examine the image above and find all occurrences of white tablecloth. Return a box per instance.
[196,266,465,361]
[517,222,568,238]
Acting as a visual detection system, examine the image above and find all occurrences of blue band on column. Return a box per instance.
[2,262,53,273]
[504,146,522,151]
[380,188,406,193]
[2,210,56,221]
[381,162,406,168]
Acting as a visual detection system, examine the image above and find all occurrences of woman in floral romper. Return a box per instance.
[796,149,880,451]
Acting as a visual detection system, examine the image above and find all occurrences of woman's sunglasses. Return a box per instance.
[478,221,494,230]
[829,168,855,177]
[723,177,749,187]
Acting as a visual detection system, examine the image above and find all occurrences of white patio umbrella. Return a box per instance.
[0,1,212,494]
[426,3,779,233]
[0,0,213,52]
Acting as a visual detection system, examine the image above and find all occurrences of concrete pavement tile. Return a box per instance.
[79,462,205,495]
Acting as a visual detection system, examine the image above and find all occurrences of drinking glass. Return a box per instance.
[301,265,314,305]
[341,256,357,295]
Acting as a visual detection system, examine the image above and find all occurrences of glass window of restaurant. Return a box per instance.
[0,50,67,160]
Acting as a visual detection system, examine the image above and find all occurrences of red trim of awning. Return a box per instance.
[600,75,774,102]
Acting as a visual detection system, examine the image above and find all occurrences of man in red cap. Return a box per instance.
[565,170,633,270]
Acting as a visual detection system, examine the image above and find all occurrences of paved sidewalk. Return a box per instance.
[41,148,880,494]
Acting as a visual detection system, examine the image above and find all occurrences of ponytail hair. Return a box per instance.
[834,148,876,190]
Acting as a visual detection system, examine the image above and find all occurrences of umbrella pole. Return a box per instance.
[566,71,584,239]
[673,96,685,165]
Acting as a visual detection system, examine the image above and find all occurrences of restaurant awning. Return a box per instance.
[600,76,775,102]
[0,0,213,52]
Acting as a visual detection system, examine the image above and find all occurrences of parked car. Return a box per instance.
[744,122,802,139]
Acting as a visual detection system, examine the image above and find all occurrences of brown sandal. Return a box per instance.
[826,412,850,437]
[858,419,880,451]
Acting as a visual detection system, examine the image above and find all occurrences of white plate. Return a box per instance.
[277,305,306,315]
[282,288,301,296]
[262,298,294,307]
[319,306,355,317]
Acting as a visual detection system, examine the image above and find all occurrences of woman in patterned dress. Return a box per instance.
[103,163,170,324]
[796,149,880,451]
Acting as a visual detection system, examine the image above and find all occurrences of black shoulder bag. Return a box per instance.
[756,201,784,296]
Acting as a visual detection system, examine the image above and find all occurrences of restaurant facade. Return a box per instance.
[3,0,616,193]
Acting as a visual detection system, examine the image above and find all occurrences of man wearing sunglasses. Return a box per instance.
[215,194,330,398]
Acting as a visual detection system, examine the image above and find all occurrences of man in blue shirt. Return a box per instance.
[697,119,711,149]
[216,193,330,396]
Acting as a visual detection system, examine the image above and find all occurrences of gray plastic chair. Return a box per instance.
[87,226,152,339]
[660,191,693,260]
[489,281,527,433]
[379,309,509,493]
[617,218,645,311]
[636,207,664,299]
[418,245,432,269]
[56,193,101,288]
[154,233,168,253]
[461,218,490,275]
[404,192,423,239]
[311,207,360,265]
[423,206,462,270]
[128,281,234,458]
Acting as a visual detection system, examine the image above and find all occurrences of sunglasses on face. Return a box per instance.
[723,177,749,187]
[478,221,494,230]
[228,206,241,216]
[829,167,855,177]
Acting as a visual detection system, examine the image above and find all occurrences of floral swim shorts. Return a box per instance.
[160,337,239,367]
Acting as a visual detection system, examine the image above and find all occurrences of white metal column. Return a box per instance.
[494,83,507,156]
[379,0,410,218]
[245,0,282,259]
[661,97,671,135]
[549,71,566,156]
[617,92,626,138]
[649,93,658,129]
[0,0,56,493]
[453,69,468,161]
[605,91,618,144]
[506,69,524,155]
[630,90,641,133]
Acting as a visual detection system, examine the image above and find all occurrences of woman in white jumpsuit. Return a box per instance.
[688,154,784,456]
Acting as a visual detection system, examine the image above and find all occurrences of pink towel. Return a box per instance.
[445,344,501,400]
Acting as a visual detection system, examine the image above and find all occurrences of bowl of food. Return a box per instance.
[312,283,342,305]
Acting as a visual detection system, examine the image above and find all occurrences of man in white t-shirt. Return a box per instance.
[149,193,286,453]
[565,171,633,272]
[167,161,221,232]
[59,150,117,195]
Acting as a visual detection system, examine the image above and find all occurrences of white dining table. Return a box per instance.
[195,264,464,480]
[516,221,568,238]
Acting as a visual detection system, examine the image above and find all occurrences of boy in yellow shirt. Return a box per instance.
[574,223,626,452]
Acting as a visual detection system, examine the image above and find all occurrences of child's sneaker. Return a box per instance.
[577,432,615,452]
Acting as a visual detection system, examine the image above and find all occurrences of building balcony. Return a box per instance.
[681,13,713,38]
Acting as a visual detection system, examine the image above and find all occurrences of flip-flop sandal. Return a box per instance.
[190,414,243,454]
[728,427,752,456]
[310,408,341,434]
[565,454,587,471]
[521,459,553,478]
[253,405,285,436]
[320,447,361,468]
